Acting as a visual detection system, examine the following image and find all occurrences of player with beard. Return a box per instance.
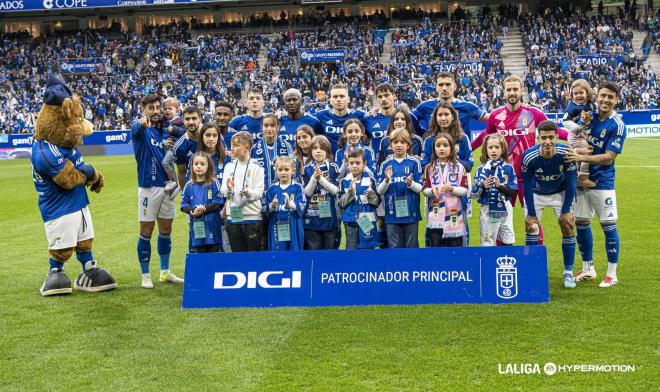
[279,88,323,143]
[132,94,184,288]
[471,75,569,244]
[412,72,489,139]
[173,106,203,187]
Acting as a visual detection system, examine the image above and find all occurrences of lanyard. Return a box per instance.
[231,160,250,190]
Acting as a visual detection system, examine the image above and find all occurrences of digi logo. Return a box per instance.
[214,271,302,289]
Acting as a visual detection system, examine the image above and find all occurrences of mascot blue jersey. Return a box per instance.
[131,121,168,188]
[31,140,89,222]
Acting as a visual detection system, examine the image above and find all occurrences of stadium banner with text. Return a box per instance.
[60,60,103,74]
[575,55,623,67]
[0,130,130,149]
[0,0,231,12]
[299,49,346,63]
[181,246,549,308]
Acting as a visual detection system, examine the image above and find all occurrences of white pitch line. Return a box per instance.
[617,165,660,168]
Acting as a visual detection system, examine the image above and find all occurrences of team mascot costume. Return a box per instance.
[31,74,117,296]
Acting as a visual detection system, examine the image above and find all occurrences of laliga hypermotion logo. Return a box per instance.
[496,256,518,299]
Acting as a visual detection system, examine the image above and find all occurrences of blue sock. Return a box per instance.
[525,234,539,245]
[561,236,576,272]
[602,224,620,263]
[76,251,94,271]
[137,235,151,274]
[576,223,594,262]
[158,234,172,271]
[49,257,64,272]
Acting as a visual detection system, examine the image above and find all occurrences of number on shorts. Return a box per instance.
[142,197,149,208]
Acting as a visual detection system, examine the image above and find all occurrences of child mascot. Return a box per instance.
[31,74,117,296]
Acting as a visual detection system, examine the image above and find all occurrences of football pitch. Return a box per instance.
[1,139,658,390]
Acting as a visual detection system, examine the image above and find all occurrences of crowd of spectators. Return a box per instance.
[1,6,659,134]
[0,28,260,134]
[520,8,658,111]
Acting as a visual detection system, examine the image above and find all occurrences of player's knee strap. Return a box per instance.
[49,248,74,262]
[600,220,617,226]
[75,238,94,252]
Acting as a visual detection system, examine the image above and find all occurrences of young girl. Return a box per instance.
[338,148,380,249]
[422,133,469,247]
[265,156,306,251]
[377,128,423,248]
[196,123,232,251]
[302,135,340,250]
[251,113,293,189]
[181,152,223,253]
[563,79,596,188]
[471,134,518,246]
[378,107,423,165]
[335,118,377,177]
[421,102,473,172]
[295,124,315,178]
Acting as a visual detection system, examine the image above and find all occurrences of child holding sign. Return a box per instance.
[181,152,223,253]
[422,133,469,247]
[302,135,340,250]
[221,131,265,252]
[377,128,423,248]
[265,156,306,251]
[338,148,380,249]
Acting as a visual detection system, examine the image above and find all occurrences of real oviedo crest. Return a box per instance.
[496,255,518,299]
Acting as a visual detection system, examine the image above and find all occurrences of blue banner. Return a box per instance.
[299,49,346,64]
[418,61,484,76]
[0,0,227,12]
[181,246,549,308]
[0,130,131,149]
[60,60,103,74]
[575,55,623,67]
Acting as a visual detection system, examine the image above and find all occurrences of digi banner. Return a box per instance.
[299,49,346,64]
[181,246,549,308]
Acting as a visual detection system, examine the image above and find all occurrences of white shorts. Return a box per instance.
[528,191,572,222]
[575,189,618,221]
[44,207,94,250]
[479,202,515,246]
[138,187,176,222]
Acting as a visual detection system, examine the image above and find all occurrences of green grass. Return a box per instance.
[1,139,658,391]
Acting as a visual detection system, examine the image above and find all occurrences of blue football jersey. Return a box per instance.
[131,121,169,188]
[362,112,391,156]
[420,134,473,171]
[412,98,485,138]
[251,136,294,189]
[31,140,89,222]
[521,144,577,216]
[228,114,263,141]
[377,134,423,166]
[280,114,324,144]
[582,111,626,190]
[377,155,423,224]
[173,135,198,165]
[181,180,223,247]
[335,142,377,175]
[313,109,366,153]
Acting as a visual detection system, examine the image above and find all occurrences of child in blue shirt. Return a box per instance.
[335,118,377,178]
[377,128,423,248]
[181,152,224,253]
[302,135,340,250]
[265,156,306,251]
[338,148,380,249]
